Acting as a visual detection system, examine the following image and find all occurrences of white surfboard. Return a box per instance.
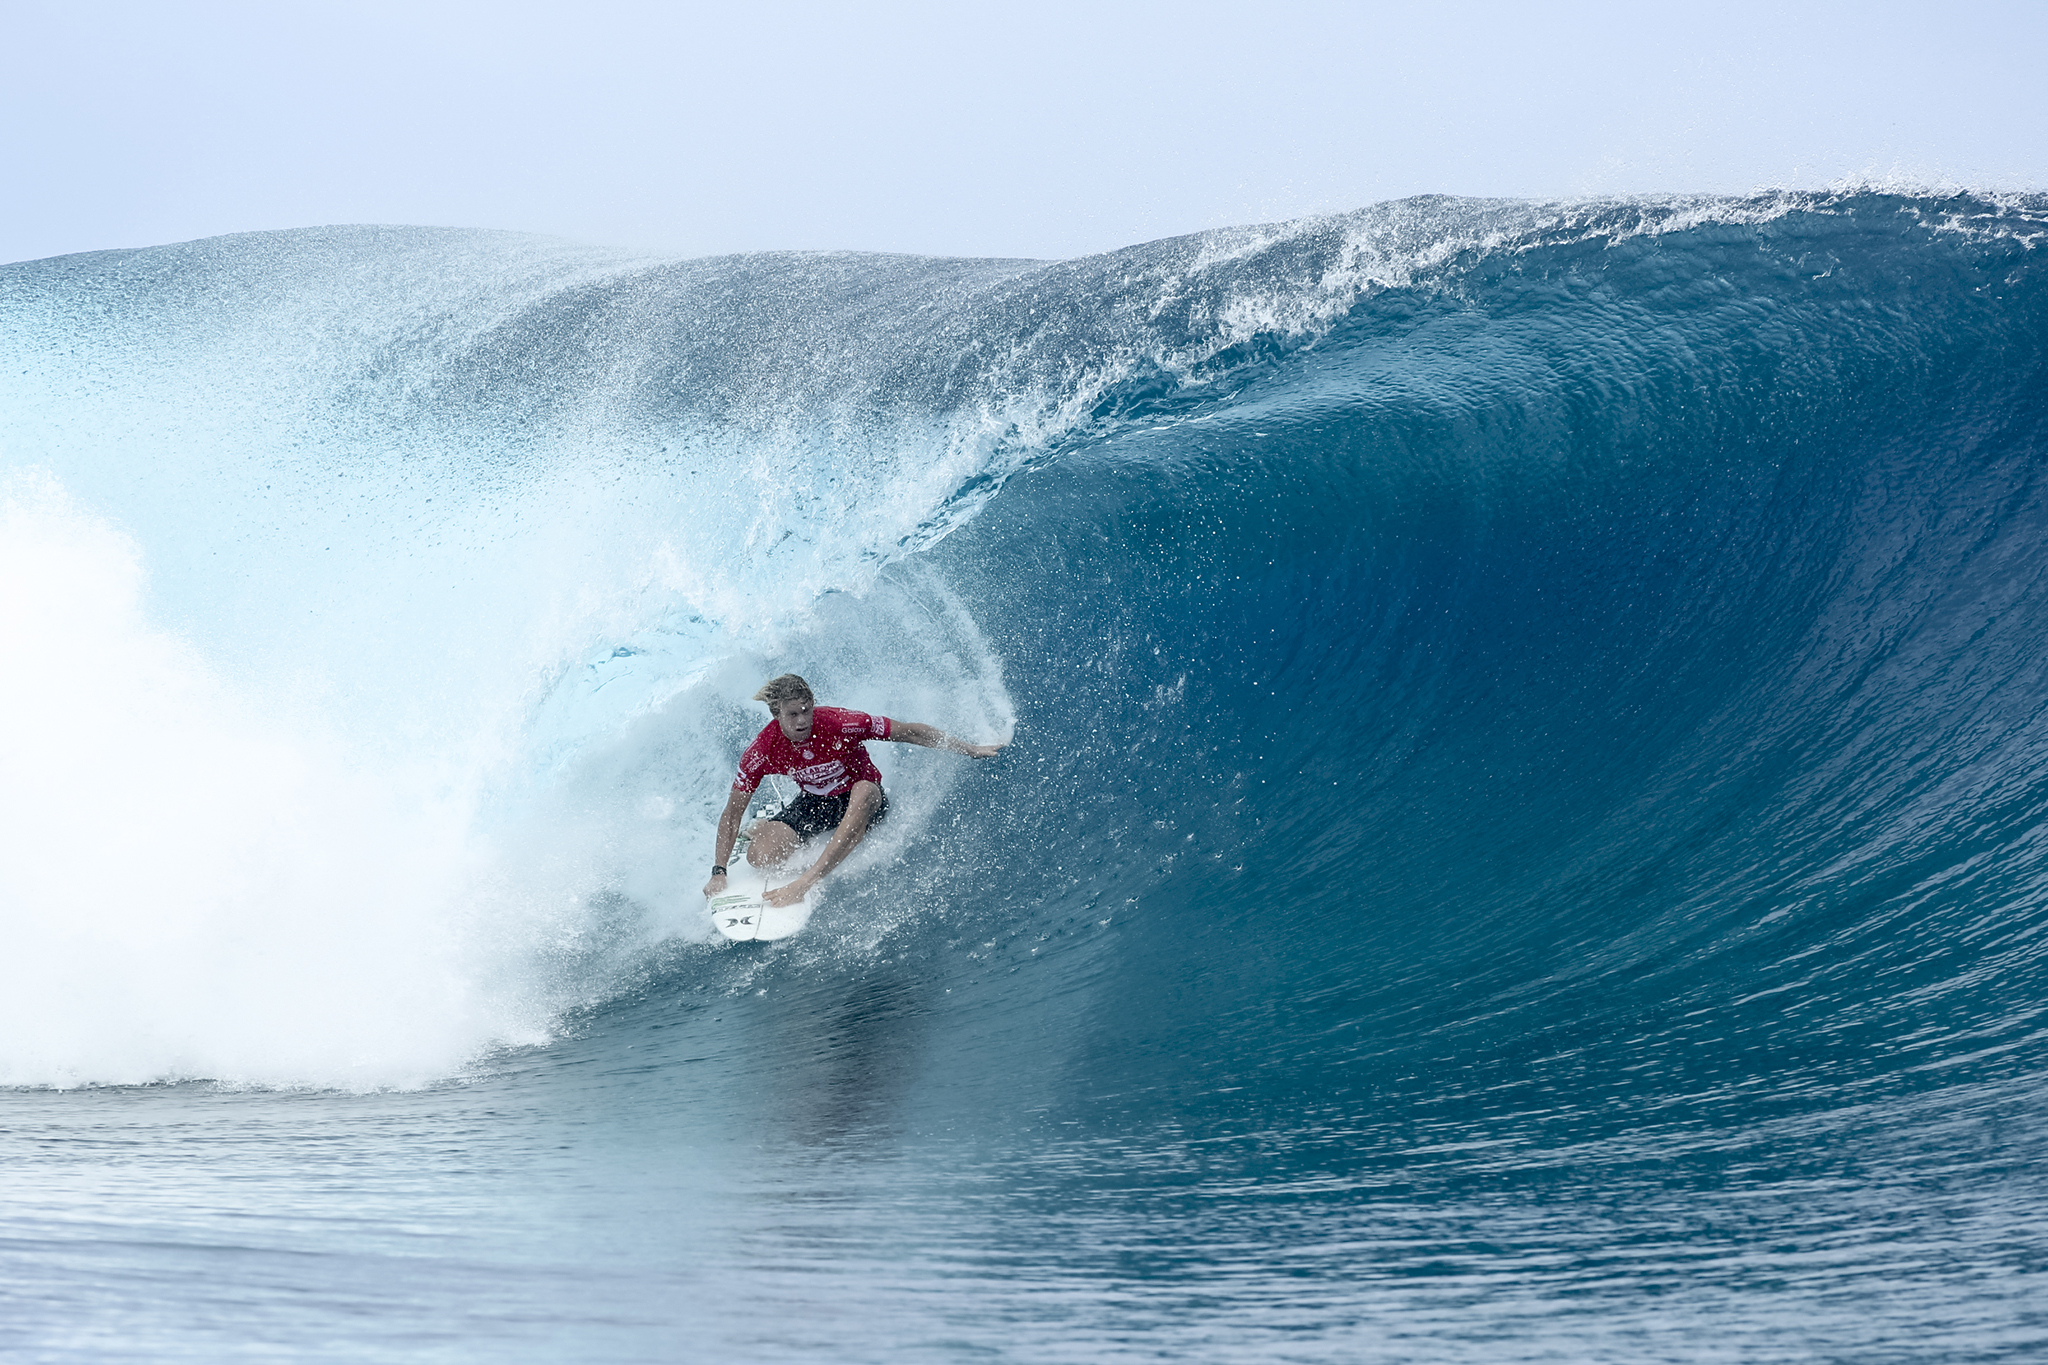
[707,888,812,942]
[708,802,813,943]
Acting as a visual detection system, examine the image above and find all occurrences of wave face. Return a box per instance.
[5,194,2048,1360]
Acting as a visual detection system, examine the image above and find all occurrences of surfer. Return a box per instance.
[704,674,1004,907]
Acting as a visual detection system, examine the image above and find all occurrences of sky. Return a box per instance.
[5,0,2044,267]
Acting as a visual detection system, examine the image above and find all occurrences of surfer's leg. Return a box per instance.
[745,819,799,868]
[836,781,882,850]
[751,791,838,866]
[760,786,887,906]
[777,782,881,896]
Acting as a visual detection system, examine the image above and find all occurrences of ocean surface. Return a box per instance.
[4,192,2047,1362]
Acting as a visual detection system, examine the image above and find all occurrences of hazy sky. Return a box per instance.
[6,0,2044,266]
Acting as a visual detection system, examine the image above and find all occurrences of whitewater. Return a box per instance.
[4,191,2046,1361]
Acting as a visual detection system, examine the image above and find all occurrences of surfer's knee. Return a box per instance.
[746,821,795,866]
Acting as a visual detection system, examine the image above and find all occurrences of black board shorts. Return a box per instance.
[767,786,889,839]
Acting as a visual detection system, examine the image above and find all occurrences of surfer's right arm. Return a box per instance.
[704,786,751,897]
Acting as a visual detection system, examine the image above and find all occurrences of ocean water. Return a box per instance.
[4,192,2047,1361]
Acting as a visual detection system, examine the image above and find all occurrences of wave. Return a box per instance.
[3,191,2046,1119]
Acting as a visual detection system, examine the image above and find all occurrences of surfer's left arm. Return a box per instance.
[887,721,1004,759]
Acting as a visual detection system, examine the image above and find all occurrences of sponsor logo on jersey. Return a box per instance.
[794,760,848,793]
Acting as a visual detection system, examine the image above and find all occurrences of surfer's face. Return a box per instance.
[775,698,815,743]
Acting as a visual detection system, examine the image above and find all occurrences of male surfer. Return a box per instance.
[703,674,1004,907]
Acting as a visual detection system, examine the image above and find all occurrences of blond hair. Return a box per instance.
[753,673,815,714]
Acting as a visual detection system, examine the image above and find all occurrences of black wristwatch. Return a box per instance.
[711,865,727,876]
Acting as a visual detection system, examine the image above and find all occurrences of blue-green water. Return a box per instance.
[4,193,2047,1360]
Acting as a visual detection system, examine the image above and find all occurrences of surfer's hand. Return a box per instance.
[764,879,809,908]
[964,742,1004,759]
[702,873,727,898]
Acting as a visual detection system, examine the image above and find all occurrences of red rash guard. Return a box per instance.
[732,707,893,797]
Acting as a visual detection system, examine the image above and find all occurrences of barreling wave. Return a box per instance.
[3,191,2047,1135]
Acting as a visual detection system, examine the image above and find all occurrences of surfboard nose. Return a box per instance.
[708,889,809,943]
